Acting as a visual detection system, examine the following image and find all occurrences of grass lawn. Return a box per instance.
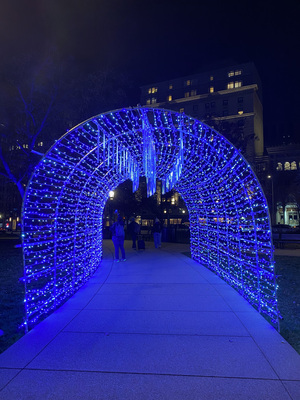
[276,255,300,353]
[0,238,24,353]
[0,240,299,355]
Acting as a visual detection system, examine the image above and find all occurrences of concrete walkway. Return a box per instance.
[0,240,300,399]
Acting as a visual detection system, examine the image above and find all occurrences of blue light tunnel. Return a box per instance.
[21,107,279,330]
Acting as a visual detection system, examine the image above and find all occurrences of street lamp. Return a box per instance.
[267,175,275,225]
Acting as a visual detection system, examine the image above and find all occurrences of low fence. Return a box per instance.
[272,233,300,248]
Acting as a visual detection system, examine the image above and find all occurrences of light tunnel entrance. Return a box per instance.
[22,107,279,330]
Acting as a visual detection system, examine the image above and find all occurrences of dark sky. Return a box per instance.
[1,0,299,144]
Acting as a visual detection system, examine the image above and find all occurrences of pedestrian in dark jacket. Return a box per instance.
[153,217,162,249]
[128,217,140,249]
[110,214,126,261]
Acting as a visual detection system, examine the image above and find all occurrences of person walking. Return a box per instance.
[110,214,126,262]
[128,217,140,249]
[153,217,162,249]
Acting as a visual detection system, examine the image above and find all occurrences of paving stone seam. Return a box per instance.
[59,331,251,337]
[7,367,295,382]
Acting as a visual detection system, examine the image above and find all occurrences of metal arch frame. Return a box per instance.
[21,107,279,331]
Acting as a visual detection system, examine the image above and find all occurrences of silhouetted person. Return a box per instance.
[128,217,140,249]
[110,214,126,262]
[153,217,162,248]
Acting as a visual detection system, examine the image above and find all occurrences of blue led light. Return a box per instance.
[21,107,279,330]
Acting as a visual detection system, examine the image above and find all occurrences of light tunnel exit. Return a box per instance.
[21,107,279,331]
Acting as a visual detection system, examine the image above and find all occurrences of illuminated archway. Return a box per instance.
[22,107,278,330]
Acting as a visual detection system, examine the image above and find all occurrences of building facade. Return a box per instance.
[140,63,300,229]
[140,62,264,163]
[266,144,300,227]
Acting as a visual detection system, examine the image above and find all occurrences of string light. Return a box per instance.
[21,107,279,331]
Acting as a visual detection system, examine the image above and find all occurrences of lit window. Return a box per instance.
[228,71,234,77]
[227,82,234,89]
[210,76,214,81]
[151,98,157,104]
[235,70,242,75]
[291,161,297,170]
[235,81,242,88]
[209,86,214,93]
[238,110,244,115]
[168,95,172,101]
[151,87,158,94]
[186,80,191,86]
[284,162,291,171]
[146,99,151,105]
[184,92,190,98]
[169,84,173,90]
[276,163,283,171]
[171,196,175,205]
[38,141,43,147]
[179,108,184,113]
[148,88,151,94]
[191,89,197,96]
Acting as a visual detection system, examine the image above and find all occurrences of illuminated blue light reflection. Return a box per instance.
[21,107,279,330]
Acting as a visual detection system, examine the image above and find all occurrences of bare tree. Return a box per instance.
[0,56,132,204]
[0,56,59,198]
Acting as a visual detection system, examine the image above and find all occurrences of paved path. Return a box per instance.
[0,240,299,399]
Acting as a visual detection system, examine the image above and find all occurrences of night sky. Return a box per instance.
[1,0,299,145]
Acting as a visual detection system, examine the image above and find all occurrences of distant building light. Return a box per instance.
[169,84,173,90]
[148,87,157,94]
[209,86,214,93]
[168,95,172,101]
[291,161,297,170]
